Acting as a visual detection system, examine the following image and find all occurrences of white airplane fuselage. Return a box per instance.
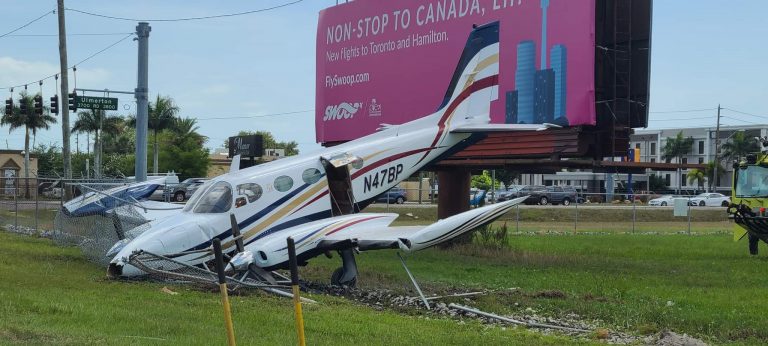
[110,31,505,276]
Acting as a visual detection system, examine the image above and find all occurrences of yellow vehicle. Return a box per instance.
[728,149,768,255]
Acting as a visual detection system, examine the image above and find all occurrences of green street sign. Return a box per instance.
[76,96,118,110]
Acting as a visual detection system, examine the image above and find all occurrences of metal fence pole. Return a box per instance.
[34,178,39,233]
[515,204,520,232]
[687,201,692,235]
[631,197,636,234]
[574,197,578,232]
[14,177,18,229]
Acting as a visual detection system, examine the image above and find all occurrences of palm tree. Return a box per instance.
[721,131,759,163]
[1,92,57,196]
[73,110,122,178]
[662,131,694,193]
[704,161,725,192]
[171,116,207,145]
[148,95,179,174]
[687,169,705,192]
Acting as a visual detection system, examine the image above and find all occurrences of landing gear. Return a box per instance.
[749,234,759,255]
[330,249,358,287]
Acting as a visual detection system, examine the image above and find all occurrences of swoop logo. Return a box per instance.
[324,102,362,121]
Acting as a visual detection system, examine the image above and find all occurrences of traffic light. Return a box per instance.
[68,92,77,112]
[4,98,11,115]
[19,97,28,115]
[34,95,43,115]
[50,95,59,115]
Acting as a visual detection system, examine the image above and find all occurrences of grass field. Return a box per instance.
[2,205,766,345]
[0,231,590,345]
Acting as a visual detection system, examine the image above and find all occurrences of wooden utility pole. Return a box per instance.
[712,104,722,192]
[57,0,72,190]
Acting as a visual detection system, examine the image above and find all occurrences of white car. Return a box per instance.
[648,195,676,206]
[688,193,730,207]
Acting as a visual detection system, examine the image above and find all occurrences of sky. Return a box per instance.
[1,0,767,155]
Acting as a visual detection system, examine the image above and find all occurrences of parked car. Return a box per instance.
[688,192,730,207]
[147,174,181,201]
[495,186,523,202]
[376,187,407,204]
[171,178,209,202]
[545,185,578,206]
[515,185,548,205]
[648,195,676,206]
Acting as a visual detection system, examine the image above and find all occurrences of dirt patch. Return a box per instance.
[533,290,567,299]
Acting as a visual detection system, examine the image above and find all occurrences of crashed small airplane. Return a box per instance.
[106,22,553,285]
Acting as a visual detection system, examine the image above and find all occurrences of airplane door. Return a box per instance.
[321,155,360,216]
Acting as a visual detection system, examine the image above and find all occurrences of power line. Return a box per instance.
[65,1,304,22]
[649,108,717,114]
[650,116,715,122]
[723,107,768,120]
[2,32,134,37]
[195,109,314,121]
[0,33,135,91]
[720,115,762,125]
[0,10,54,38]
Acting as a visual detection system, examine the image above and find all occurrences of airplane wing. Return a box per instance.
[450,123,561,133]
[246,196,526,270]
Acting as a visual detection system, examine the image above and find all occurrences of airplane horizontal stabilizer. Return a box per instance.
[450,123,561,133]
[395,196,526,252]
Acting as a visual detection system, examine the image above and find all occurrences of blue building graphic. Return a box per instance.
[514,40,536,124]
[551,44,567,121]
[507,0,568,125]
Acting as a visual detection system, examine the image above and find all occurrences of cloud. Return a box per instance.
[0,56,110,91]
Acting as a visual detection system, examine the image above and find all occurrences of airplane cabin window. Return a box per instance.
[237,183,263,203]
[302,168,323,185]
[193,182,233,213]
[274,175,294,192]
[351,158,363,169]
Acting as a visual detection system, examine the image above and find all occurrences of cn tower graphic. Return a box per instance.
[506,0,568,125]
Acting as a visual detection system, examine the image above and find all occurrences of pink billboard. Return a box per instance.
[316,0,596,143]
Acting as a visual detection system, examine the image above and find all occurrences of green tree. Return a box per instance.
[73,110,122,178]
[494,169,521,189]
[156,132,210,180]
[704,161,726,191]
[148,95,179,174]
[721,131,760,163]
[32,144,63,177]
[1,92,57,195]
[648,174,667,192]
[662,131,694,194]
[171,116,207,146]
[224,130,299,156]
[471,170,500,191]
[687,169,705,190]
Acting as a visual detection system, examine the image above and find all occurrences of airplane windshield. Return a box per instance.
[191,181,233,213]
[183,179,216,212]
[736,166,768,197]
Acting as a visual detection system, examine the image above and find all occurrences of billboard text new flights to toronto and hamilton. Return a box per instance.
[315,0,597,143]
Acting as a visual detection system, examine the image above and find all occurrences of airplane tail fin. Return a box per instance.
[426,22,500,130]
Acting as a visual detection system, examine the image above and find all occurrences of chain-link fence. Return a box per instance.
[365,189,732,235]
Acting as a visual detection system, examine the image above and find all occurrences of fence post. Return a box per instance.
[632,197,636,234]
[574,196,578,232]
[35,178,39,233]
[687,201,692,235]
[515,204,520,232]
[14,177,18,229]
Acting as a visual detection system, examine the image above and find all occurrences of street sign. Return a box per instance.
[76,96,118,110]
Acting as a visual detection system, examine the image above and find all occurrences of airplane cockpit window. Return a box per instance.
[193,181,232,213]
[237,183,263,203]
[302,168,323,185]
[274,175,294,192]
[183,179,215,212]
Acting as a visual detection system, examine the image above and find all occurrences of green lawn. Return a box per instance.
[1,204,765,345]
[303,233,768,345]
[0,231,588,345]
